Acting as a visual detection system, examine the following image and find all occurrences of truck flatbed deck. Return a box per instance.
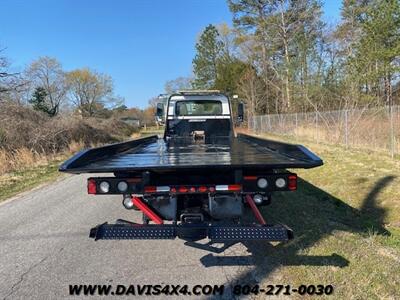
[60,133,322,174]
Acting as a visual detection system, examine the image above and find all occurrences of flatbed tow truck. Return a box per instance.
[60,91,323,244]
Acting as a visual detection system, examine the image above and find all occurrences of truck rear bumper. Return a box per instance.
[89,222,293,242]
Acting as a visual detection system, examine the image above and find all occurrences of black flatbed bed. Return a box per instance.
[59,133,322,174]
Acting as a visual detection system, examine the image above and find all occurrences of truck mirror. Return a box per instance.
[237,102,244,122]
[156,103,164,117]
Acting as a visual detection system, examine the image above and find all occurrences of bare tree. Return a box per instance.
[164,76,193,93]
[25,56,68,115]
[0,48,27,102]
[66,68,114,117]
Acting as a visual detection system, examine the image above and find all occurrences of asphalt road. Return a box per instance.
[0,174,265,300]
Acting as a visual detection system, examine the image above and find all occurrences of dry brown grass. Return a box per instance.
[0,148,50,176]
[251,109,400,156]
[0,102,137,153]
[0,148,38,175]
[67,140,86,154]
[241,132,400,299]
[0,101,138,177]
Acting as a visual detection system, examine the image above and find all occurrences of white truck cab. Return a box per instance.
[157,90,241,140]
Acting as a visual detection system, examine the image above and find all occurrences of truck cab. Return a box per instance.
[163,91,234,140]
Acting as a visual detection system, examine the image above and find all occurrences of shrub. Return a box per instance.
[0,102,138,175]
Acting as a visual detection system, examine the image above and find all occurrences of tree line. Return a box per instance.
[0,53,155,125]
[168,0,400,116]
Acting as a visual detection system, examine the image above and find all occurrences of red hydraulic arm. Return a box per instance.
[245,194,266,225]
[132,196,163,225]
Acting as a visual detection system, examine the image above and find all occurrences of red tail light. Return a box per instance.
[244,176,257,180]
[189,187,196,193]
[198,186,208,193]
[288,175,297,190]
[144,186,157,193]
[87,179,97,194]
[228,184,242,191]
[178,186,188,193]
[170,187,177,193]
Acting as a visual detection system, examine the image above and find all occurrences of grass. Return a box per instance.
[138,126,164,137]
[239,132,400,299]
[0,130,152,203]
[0,156,67,203]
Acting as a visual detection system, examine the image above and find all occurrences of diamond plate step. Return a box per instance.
[89,223,293,241]
[209,225,292,241]
[90,223,176,240]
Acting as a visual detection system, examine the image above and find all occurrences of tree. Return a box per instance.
[164,76,193,93]
[237,66,268,116]
[29,86,57,116]
[113,104,128,112]
[192,24,224,89]
[228,0,325,112]
[0,48,27,102]
[66,68,114,117]
[334,0,376,107]
[214,58,249,95]
[354,0,400,106]
[26,56,67,115]
[142,106,156,127]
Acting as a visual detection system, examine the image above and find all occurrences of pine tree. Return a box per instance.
[29,86,57,116]
[356,0,400,105]
[192,24,224,89]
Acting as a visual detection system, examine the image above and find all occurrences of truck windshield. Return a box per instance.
[175,100,222,116]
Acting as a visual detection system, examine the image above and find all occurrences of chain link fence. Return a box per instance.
[250,105,400,157]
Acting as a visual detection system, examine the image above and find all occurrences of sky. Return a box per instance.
[1,0,342,108]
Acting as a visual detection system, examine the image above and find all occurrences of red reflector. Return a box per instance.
[288,175,297,190]
[198,186,208,193]
[144,186,157,193]
[87,179,97,194]
[178,186,188,193]
[244,176,257,180]
[127,178,141,183]
[228,184,242,191]
[189,187,196,192]
[209,186,216,192]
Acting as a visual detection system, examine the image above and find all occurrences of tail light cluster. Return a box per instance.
[87,173,297,195]
[243,173,297,191]
[87,177,141,195]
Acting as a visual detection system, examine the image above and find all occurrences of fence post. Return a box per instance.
[268,114,271,131]
[262,115,265,133]
[389,105,395,158]
[315,111,319,143]
[344,110,348,148]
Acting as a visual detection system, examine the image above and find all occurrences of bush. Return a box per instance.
[0,102,137,154]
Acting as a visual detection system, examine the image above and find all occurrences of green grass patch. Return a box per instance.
[0,158,66,203]
[139,127,164,137]
[246,133,400,299]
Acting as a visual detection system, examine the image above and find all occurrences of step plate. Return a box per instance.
[90,223,292,241]
[209,225,291,241]
[90,224,176,240]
